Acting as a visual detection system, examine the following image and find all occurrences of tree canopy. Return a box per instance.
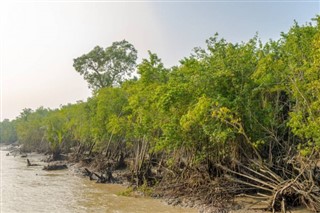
[73,40,137,90]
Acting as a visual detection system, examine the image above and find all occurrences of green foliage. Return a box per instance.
[62,101,94,146]
[15,107,50,152]
[3,16,319,167]
[45,109,69,155]
[138,51,169,84]
[285,17,320,152]
[0,119,17,144]
[73,40,137,90]
[93,87,129,149]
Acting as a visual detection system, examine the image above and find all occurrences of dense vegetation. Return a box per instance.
[1,17,320,211]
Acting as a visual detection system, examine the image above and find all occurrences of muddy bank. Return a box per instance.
[67,156,315,213]
[52,152,317,213]
[3,145,314,213]
[63,154,259,213]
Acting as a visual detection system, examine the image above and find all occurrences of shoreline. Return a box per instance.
[42,155,315,213]
[1,145,313,213]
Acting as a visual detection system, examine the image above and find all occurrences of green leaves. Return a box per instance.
[14,107,50,152]
[3,15,320,167]
[284,17,320,152]
[138,51,169,84]
[0,119,17,144]
[73,40,137,91]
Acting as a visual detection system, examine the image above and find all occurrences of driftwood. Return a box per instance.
[27,159,40,166]
[84,168,115,183]
[43,163,67,170]
[84,168,97,180]
[21,154,27,158]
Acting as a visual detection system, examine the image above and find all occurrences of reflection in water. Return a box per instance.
[0,151,196,213]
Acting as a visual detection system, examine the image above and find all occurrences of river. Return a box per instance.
[0,150,196,213]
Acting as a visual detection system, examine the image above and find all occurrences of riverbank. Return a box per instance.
[63,154,315,213]
[1,145,314,213]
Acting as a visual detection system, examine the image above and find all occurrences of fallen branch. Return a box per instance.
[27,159,40,166]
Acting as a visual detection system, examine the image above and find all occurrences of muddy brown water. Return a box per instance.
[0,150,196,213]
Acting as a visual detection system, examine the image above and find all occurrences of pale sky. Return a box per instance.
[0,1,319,121]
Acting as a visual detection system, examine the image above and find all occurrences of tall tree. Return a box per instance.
[73,40,137,90]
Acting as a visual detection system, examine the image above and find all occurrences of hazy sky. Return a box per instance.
[0,1,319,121]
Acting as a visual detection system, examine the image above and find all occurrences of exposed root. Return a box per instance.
[218,158,320,212]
